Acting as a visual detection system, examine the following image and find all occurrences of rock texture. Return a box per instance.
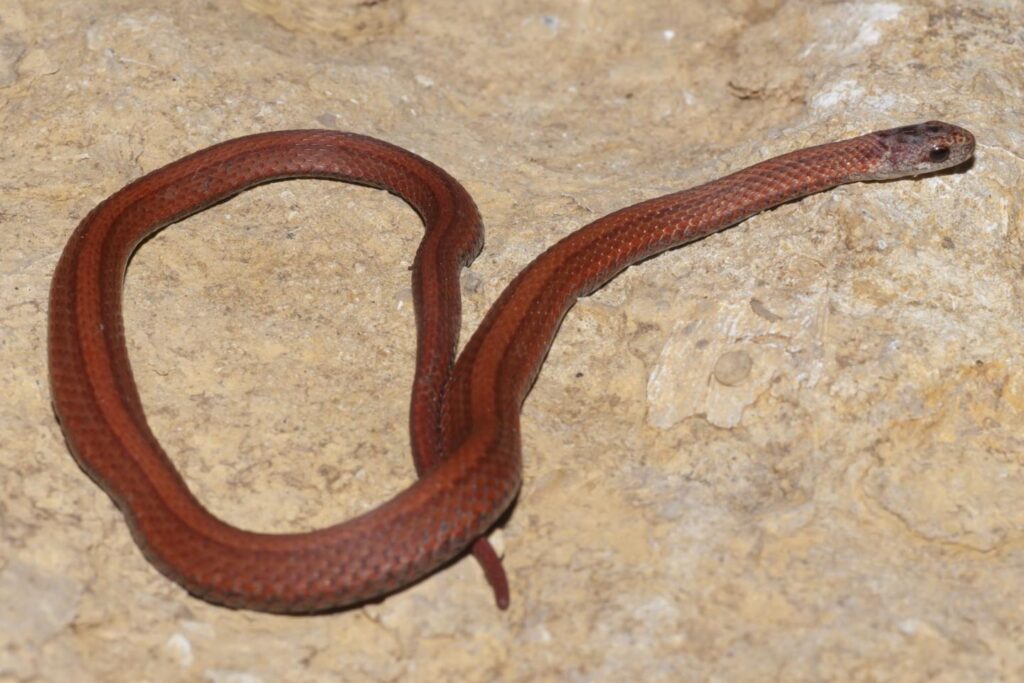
[2,1,1022,681]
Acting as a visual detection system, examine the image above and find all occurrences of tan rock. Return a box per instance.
[2,1,1020,681]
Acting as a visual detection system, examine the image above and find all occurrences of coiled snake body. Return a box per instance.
[48,121,975,612]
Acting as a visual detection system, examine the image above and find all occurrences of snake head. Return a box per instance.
[868,120,975,180]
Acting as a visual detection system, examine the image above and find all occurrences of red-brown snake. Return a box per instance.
[48,121,974,613]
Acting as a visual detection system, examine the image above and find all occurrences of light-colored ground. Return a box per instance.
[3,1,1022,681]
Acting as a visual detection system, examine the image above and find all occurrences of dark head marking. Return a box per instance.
[866,120,975,180]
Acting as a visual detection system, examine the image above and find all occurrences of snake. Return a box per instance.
[48,121,975,613]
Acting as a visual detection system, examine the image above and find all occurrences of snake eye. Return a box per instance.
[929,146,950,163]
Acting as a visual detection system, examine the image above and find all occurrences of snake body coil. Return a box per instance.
[48,121,975,612]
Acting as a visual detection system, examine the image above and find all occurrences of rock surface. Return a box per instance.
[2,1,1022,681]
